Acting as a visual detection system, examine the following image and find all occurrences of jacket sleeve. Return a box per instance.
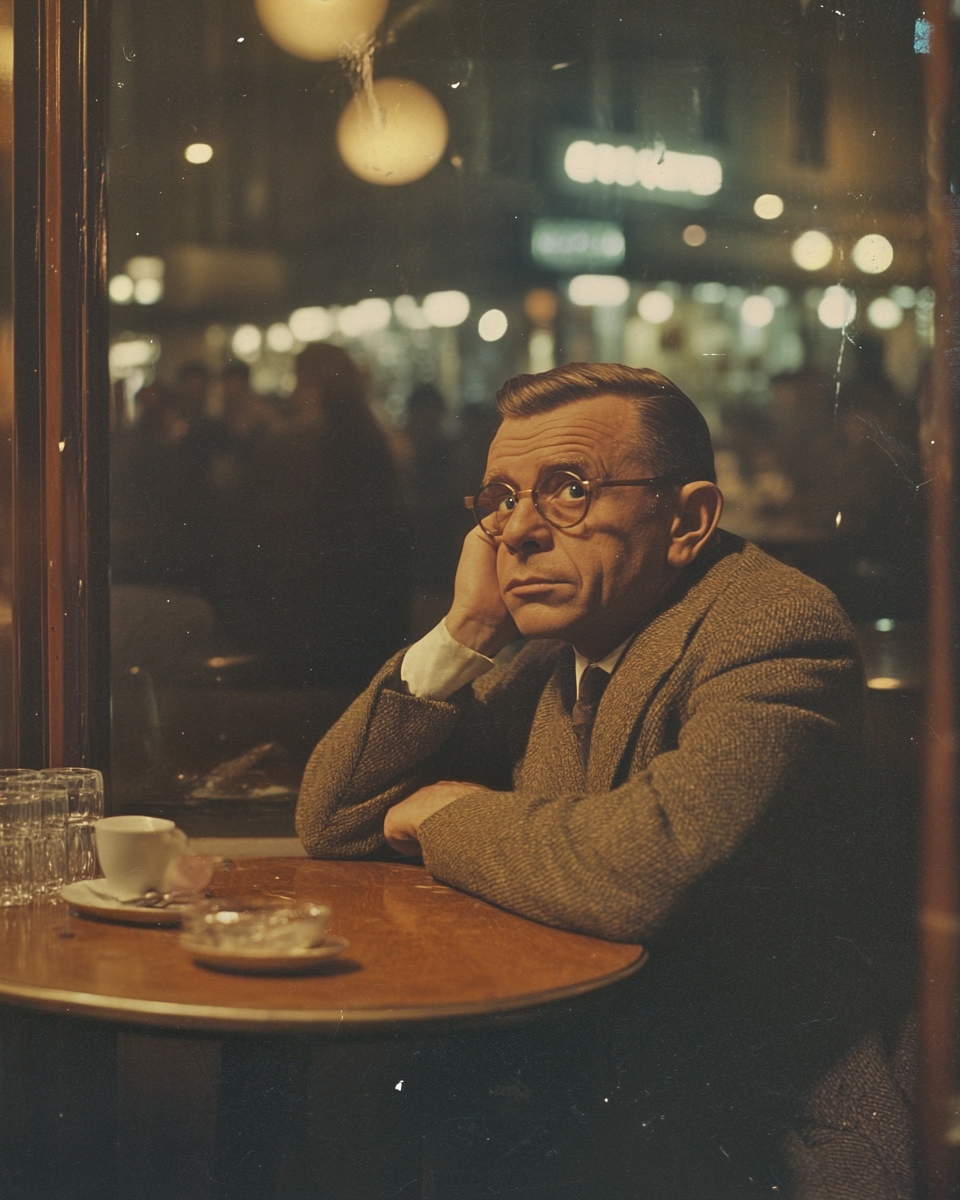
[295,644,557,859]
[417,609,863,943]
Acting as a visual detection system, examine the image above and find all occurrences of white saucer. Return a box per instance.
[60,880,188,926]
[180,933,350,974]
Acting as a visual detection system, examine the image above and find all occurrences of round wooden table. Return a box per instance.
[0,858,647,1199]
[0,857,646,1033]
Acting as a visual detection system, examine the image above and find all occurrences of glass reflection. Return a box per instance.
[108,0,928,827]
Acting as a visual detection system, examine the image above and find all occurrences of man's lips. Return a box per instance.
[504,577,571,596]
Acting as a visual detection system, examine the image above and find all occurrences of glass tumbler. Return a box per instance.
[0,789,40,906]
[33,780,68,897]
[41,768,104,882]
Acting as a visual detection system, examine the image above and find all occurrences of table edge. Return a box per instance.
[0,949,647,1033]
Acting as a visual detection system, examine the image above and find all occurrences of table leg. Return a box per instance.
[214,1034,310,1200]
[116,1030,221,1200]
[0,1007,118,1200]
[214,1034,426,1200]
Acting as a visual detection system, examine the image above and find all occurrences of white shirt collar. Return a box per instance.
[573,635,633,697]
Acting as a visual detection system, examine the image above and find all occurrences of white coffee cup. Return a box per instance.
[94,815,188,901]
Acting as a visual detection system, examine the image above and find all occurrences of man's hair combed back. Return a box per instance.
[495,362,717,484]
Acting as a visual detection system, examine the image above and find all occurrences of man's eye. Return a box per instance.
[564,482,586,500]
[502,496,516,511]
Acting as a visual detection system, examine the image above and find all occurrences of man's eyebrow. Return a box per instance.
[481,458,594,487]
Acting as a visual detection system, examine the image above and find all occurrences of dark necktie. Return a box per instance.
[571,665,610,768]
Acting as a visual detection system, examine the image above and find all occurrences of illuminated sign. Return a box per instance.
[531,219,625,271]
[556,132,722,206]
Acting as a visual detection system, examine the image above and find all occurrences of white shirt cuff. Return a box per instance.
[400,620,495,701]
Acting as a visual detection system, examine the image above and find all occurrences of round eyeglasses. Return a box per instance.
[464,470,681,537]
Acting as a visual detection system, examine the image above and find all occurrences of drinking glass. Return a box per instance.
[0,789,40,906]
[33,780,68,896]
[41,768,104,882]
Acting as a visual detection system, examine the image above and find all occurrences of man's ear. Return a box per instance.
[666,481,723,569]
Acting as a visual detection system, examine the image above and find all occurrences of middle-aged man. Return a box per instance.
[297,363,914,1199]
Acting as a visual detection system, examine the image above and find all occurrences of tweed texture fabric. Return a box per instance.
[296,530,915,1195]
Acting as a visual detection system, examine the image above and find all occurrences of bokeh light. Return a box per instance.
[423,290,470,327]
[109,274,134,304]
[478,309,508,341]
[289,306,333,342]
[791,230,834,271]
[753,193,784,220]
[255,0,388,61]
[394,295,430,330]
[184,143,213,164]
[524,289,558,325]
[692,282,726,304]
[817,286,857,329]
[852,233,894,275]
[741,295,775,328]
[889,285,916,308]
[682,224,707,247]
[231,324,262,361]
[133,278,163,305]
[637,290,675,324]
[569,275,630,307]
[867,297,903,329]
[337,78,449,186]
[564,140,722,195]
[338,297,392,336]
[266,322,296,352]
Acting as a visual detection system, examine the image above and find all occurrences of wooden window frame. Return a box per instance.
[12,0,109,770]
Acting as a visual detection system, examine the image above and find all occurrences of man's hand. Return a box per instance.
[383,781,486,856]
[445,526,519,657]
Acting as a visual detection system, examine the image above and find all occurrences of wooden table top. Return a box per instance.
[0,859,646,1033]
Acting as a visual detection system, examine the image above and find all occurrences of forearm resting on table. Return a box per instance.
[296,627,497,858]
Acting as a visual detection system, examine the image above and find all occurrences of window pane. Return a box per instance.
[107,0,928,830]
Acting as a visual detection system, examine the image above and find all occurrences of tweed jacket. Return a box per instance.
[297,531,915,1191]
[297,530,867,943]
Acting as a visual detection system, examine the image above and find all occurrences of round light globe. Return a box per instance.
[753,193,784,220]
[852,234,894,275]
[109,274,135,304]
[791,230,834,271]
[867,297,903,330]
[478,309,508,341]
[255,0,388,61]
[637,290,675,324]
[337,78,449,187]
[184,143,213,164]
[741,295,775,328]
[817,286,857,329]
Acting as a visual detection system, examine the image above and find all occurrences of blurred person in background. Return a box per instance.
[402,382,466,605]
[111,376,219,590]
[237,343,408,684]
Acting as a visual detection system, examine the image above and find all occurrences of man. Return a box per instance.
[297,363,913,1198]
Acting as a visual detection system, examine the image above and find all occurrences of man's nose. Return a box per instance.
[499,494,551,554]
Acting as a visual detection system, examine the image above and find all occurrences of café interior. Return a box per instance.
[0,0,957,1196]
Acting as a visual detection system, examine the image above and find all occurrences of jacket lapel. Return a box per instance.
[515,647,586,791]
[587,532,747,791]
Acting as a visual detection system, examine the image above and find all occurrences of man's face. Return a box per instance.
[483,394,680,659]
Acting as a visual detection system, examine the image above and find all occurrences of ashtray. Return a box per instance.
[181,898,332,953]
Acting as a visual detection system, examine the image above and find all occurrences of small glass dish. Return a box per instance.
[181,898,332,954]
